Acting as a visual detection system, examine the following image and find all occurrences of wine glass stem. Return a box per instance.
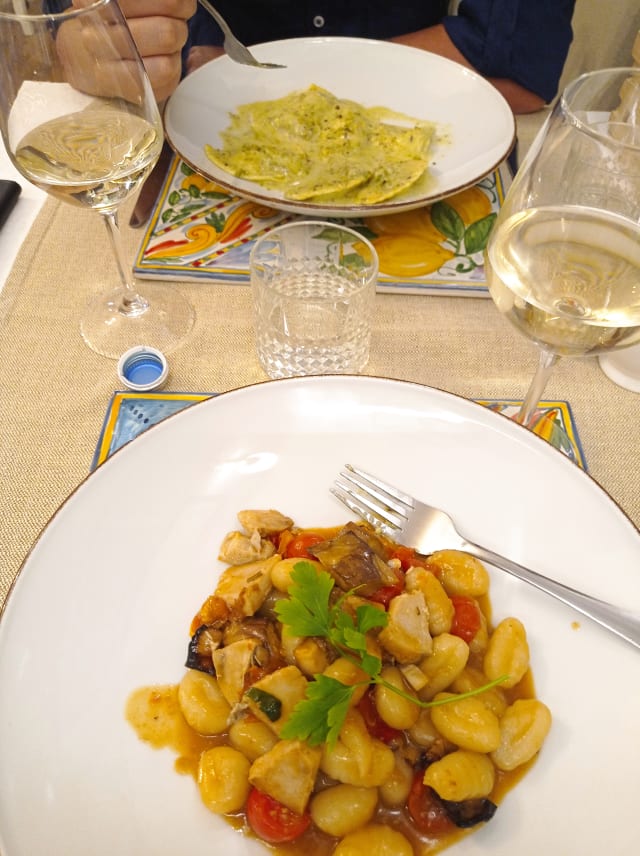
[101,210,149,317]
[516,348,560,426]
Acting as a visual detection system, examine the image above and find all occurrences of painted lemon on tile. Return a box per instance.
[364,186,495,277]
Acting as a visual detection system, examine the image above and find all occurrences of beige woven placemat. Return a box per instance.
[1,196,638,606]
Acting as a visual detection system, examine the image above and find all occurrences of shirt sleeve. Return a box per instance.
[186,9,223,47]
[443,0,576,103]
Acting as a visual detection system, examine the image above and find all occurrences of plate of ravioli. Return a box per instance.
[164,37,516,216]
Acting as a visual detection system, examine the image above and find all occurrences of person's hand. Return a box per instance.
[56,0,196,103]
[118,0,197,102]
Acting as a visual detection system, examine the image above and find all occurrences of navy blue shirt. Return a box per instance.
[187,1,576,103]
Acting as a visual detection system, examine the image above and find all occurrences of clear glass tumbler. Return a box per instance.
[250,221,379,379]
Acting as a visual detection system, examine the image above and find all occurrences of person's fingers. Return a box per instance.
[58,16,137,61]
[56,17,150,102]
[117,0,196,24]
[126,16,190,58]
[61,1,194,103]
[140,52,184,102]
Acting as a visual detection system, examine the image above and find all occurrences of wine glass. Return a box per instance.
[0,0,195,358]
[485,67,640,425]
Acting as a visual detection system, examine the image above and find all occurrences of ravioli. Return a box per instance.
[204,85,435,205]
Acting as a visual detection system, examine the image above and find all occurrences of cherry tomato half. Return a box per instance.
[246,787,311,844]
[283,532,325,560]
[450,596,482,644]
[369,582,404,608]
[369,564,405,607]
[407,772,455,836]
[390,545,431,572]
[357,687,402,744]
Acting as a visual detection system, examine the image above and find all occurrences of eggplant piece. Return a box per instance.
[341,522,390,557]
[441,797,498,828]
[223,616,284,672]
[258,587,289,620]
[185,624,223,675]
[223,616,280,651]
[308,525,398,595]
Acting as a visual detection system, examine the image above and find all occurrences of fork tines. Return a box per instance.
[331,464,413,536]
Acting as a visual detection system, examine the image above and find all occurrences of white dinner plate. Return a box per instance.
[1,376,638,855]
[164,37,516,216]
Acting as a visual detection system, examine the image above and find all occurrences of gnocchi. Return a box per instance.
[374,666,420,730]
[418,632,469,700]
[228,716,279,761]
[423,749,496,801]
[430,692,501,753]
[198,746,250,813]
[484,617,530,688]
[311,785,378,836]
[405,566,454,635]
[321,710,396,788]
[177,670,231,735]
[491,699,552,771]
[428,550,490,598]
[334,824,414,856]
[378,752,414,806]
[452,665,508,717]
[127,511,552,856]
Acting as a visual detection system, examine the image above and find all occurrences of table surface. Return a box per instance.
[0,146,45,292]
[1,151,639,609]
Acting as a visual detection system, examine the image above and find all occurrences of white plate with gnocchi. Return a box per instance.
[0,375,638,856]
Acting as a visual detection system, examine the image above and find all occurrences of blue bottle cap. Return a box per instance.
[117,345,169,392]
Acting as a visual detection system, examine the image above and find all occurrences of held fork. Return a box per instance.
[331,464,640,650]
[197,0,286,69]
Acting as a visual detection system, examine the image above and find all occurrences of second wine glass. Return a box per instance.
[0,0,195,358]
[485,67,640,425]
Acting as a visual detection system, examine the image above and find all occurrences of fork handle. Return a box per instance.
[198,0,233,39]
[463,541,640,649]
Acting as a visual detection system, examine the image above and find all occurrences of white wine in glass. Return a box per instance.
[485,67,640,425]
[0,0,195,358]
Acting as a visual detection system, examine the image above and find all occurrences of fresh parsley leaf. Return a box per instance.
[358,650,383,679]
[356,602,388,634]
[279,674,355,746]
[340,625,369,653]
[329,601,386,678]
[274,562,334,637]
[331,606,355,632]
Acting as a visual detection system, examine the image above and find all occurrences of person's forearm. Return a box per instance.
[390,24,544,114]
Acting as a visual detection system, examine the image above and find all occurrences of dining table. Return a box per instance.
[0,149,639,613]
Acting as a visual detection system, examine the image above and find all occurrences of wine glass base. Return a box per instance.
[80,284,195,359]
[599,347,640,393]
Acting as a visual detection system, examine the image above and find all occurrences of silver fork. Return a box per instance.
[197,0,286,69]
[332,464,640,650]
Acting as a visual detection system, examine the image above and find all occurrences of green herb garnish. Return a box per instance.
[280,674,355,746]
[275,561,508,746]
[245,687,282,722]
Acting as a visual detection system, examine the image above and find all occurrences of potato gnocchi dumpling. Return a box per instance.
[127,511,552,856]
